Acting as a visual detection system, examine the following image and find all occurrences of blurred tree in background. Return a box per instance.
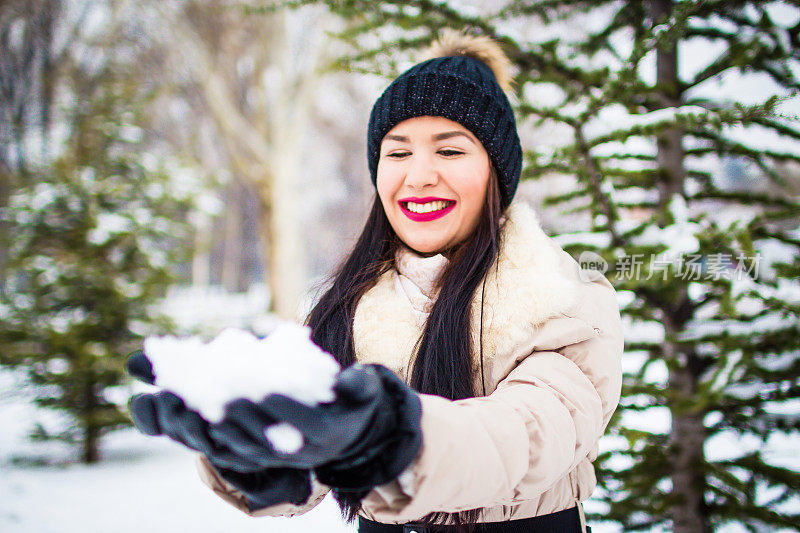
[0,0,61,279]
[0,0,368,464]
[148,0,326,316]
[274,0,800,531]
[0,0,196,463]
[100,0,366,318]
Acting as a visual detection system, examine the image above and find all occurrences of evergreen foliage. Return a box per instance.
[0,65,194,464]
[265,0,800,530]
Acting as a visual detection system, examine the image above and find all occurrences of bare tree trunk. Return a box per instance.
[265,129,305,319]
[262,10,311,319]
[664,315,709,533]
[0,0,60,284]
[39,1,56,163]
[652,0,687,220]
[157,3,328,317]
[221,181,243,292]
[650,1,708,531]
[82,380,100,464]
[83,425,99,464]
[191,212,212,287]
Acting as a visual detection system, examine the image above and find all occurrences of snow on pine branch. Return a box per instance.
[585,105,713,147]
[630,194,703,256]
[679,311,797,342]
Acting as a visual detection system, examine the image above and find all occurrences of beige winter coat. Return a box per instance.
[196,201,624,525]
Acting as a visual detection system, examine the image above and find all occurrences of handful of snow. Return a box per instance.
[142,323,341,428]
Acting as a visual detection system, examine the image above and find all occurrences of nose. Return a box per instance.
[404,152,438,190]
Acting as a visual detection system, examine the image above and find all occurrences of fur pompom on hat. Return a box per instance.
[417,28,514,94]
[367,28,522,208]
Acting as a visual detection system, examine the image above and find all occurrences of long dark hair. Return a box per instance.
[305,166,504,531]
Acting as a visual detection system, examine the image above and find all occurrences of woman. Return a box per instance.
[128,29,623,533]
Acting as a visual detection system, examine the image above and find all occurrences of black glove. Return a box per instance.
[128,389,264,472]
[315,364,422,491]
[212,465,312,510]
[125,350,313,508]
[208,363,422,492]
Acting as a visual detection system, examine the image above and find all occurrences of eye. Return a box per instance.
[386,151,411,159]
[438,149,464,157]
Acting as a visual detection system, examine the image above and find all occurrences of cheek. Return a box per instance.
[457,169,490,213]
[376,167,396,207]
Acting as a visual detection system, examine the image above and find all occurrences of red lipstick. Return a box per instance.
[398,197,456,222]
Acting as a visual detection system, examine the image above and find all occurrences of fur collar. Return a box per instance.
[352,202,580,381]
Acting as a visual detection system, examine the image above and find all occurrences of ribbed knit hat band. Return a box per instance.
[367,45,522,208]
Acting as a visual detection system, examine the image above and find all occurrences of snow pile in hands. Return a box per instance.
[143,323,341,428]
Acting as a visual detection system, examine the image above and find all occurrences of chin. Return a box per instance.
[403,238,448,256]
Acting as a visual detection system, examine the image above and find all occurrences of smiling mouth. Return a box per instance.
[398,198,457,222]
[402,199,455,213]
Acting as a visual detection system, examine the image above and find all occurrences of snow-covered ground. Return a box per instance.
[0,288,358,533]
[2,284,797,533]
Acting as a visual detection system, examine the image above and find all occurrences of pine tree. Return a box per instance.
[0,64,195,463]
[269,0,800,530]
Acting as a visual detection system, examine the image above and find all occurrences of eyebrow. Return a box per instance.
[384,131,476,145]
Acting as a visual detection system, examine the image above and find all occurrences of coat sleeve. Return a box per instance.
[361,269,623,522]
[195,455,331,517]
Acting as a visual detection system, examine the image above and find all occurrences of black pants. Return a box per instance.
[358,506,588,533]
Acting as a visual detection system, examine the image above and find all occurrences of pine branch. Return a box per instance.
[574,124,625,246]
[750,115,800,141]
[688,191,798,209]
[494,0,600,22]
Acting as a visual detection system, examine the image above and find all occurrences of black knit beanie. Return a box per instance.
[366,30,522,208]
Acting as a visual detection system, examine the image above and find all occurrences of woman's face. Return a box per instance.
[376,116,491,255]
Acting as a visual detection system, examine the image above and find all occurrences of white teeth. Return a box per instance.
[405,201,450,214]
